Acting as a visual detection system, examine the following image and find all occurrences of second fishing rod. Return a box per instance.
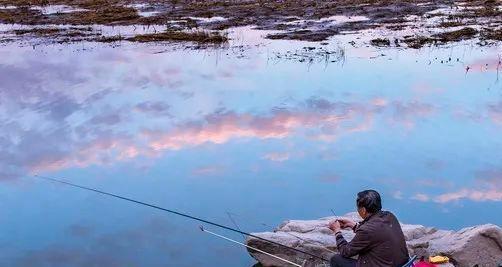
[34,174,330,263]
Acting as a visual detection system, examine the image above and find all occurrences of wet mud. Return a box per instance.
[0,0,500,47]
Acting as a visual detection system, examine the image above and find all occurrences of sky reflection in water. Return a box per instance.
[0,27,501,266]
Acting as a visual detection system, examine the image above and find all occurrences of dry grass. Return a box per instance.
[93,35,125,42]
[433,27,478,42]
[0,0,122,8]
[267,29,337,42]
[0,7,41,24]
[13,27,62,35]
[0,1,139,24]
[64,6,139,24]
[370,38,391,46]
[481,28,502,41]
[403,27,480,49]
[127,29,228,43]
[438,21,464,28]
[403,36,436,49]
[0,0,500,45]
[8,26,99,41]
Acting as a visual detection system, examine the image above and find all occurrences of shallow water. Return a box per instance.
[31,5,89,15]
[0,27,501,266]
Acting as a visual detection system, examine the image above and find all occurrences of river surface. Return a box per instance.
[0,26,501,267]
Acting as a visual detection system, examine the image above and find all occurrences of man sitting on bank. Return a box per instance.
[329,190,409,267]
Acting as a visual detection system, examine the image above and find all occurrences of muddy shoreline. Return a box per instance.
[0,0,501,48]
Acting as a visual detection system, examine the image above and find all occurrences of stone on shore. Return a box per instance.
[246,213,502,267]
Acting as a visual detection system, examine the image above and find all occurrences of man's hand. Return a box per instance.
[337,218,357,230]
[328,220,341,233]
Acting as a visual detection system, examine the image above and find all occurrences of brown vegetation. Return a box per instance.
[433,27,478,42]
[402,27,481,49]
[481,28,502,41]
[267,29,338,42]
[370,38,391,47]
[9,26,98,39]
[127,30,228,43]
[0,0,500,45]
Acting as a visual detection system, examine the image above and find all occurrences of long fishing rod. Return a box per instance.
[34,175,329,263]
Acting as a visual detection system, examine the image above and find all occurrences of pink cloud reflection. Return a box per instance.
[412,193,430,202]
[25,98,436,179]
[467,56,501,72]
[191,165,225,176]
[415,168,502,203]
[262,152,290,162]
[143,106,365,151]
[29,137,157,175]
[434,189,502,203]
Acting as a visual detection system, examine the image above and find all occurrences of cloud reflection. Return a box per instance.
[412,193,431,202]
[191,165,225,176]
[434,189,502,203]
[0,95,441,181]
[467,56,502,72]
[415,168,502,203]
[262,152,290,162]
[143,98,438,153]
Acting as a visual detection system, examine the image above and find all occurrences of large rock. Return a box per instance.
[246,213,502,267]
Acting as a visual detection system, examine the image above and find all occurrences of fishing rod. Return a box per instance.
[34,175,329,263]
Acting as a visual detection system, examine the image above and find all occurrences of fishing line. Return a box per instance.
[34,175,329,263]
[226,211,246,240]
[199,226,302,267]
[330,209,337,216]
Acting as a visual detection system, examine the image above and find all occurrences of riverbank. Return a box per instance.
[246,212,502,267]
[0,0,500,48]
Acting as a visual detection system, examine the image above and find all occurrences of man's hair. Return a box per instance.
[356,190,382,213]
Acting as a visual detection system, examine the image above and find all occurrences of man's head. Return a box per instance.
[356,190,382,219]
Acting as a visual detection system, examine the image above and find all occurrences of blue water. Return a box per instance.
[0,27,501,266]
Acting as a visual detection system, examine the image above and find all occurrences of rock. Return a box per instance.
[408,224,502,267]
[246,213,502,267]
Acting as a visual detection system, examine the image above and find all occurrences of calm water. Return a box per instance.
[0,27,501,266]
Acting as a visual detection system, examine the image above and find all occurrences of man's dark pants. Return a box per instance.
[330,255,356,267]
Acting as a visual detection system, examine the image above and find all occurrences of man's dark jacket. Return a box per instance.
[335,211,409,267]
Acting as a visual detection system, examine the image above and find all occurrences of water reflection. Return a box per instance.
[0,28,501,266]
